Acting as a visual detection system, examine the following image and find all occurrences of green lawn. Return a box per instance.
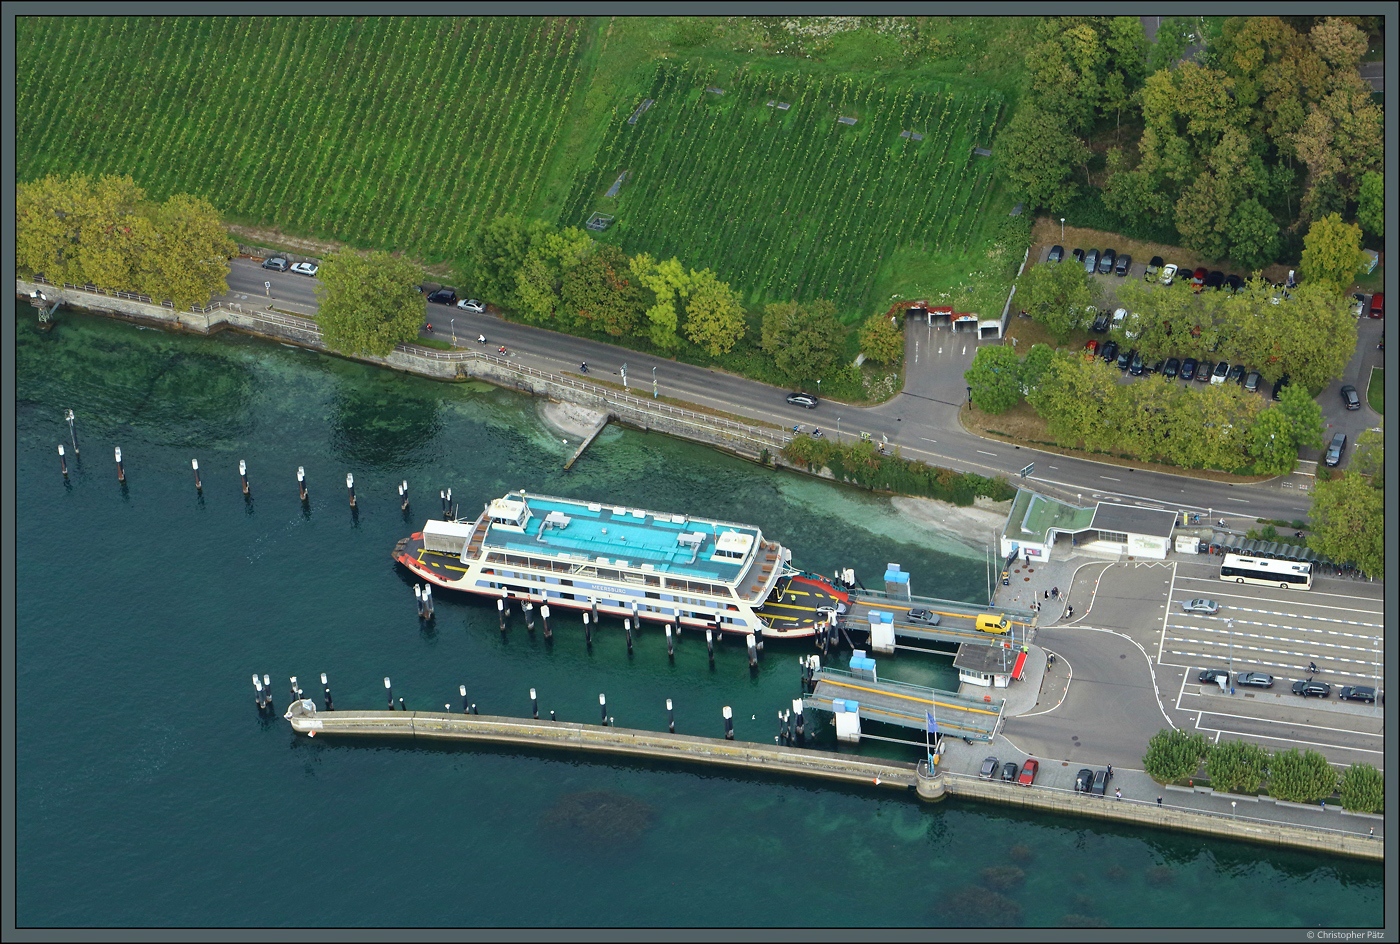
[1366,366,1383,414]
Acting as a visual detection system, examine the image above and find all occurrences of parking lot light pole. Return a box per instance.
[1060,218,1065,240]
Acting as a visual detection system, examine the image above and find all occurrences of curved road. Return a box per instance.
[222,260,1340,530]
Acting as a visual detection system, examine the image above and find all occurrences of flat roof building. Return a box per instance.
[999,488,1178,562]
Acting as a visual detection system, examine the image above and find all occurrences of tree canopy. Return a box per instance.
[315,250,427,357]
[963,345,1023,415]
[1299,213,1369,295]
[760,299,843,385]
[16,172,235,310]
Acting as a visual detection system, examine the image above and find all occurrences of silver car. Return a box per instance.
[907,608,941,626]
[1181,598,1219,615]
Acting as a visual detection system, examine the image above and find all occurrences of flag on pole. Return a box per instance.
[926,710,938,733]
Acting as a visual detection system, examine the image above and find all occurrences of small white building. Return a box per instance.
[999,488,1178,562]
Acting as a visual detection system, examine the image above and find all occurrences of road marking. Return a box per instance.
[976,449,997,456]
[1225,497,1250,503]
[919,437,937,444]
[1101,476,1121,482]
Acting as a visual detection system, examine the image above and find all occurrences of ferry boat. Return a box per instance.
[393,490,848,639]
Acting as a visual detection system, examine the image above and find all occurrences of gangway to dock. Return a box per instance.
[804,664,1005,743]
[843,588,1034,655]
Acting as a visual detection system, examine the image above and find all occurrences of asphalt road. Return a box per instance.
[219,258,1363,530]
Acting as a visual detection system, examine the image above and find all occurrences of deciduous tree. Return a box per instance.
[1308,469,1383,577]
[1355,171,1383,239]
[559,242,644,337]
[994,107,1090,212]
[315,250,426,357]
[858,312,904,366]
[963,345,1022,415]
[682,268,746,357]
[1299,214,1368,296]
[1016,258,1098,343]
[760,299,842,385]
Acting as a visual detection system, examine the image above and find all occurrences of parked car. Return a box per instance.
[1243,370,1261,393]
[1129,351,1145,376]
[1236,672,1274,689]
[1198,668,1229,683]
[261,256,289,271]
[1180,357,1198,381]
[1223,274,1244,293]
[1324,431,1346,467]
[907,608,941,626]
[1072,248,1085,265]
[1090,309,1112,333]
[427,289,458,305]
[289,261,318,277]
[786,392,818,409]
[1182,598,1219,615]
[1018,758,1039,786]
[1191,267,1207,291]
[1001,762,1019,782]
[980,756,1000,779]
[1163,357,1180,379]
[1084,249,1100,274]
[1337,685,1376,703]
[1341,385,1360,411]
[1204,270,1225,290]
[1100,340,1118,363]
[1098,249,1116,275]
[1350,294,1367,317]
[1084,339,1099,357]
[1048,245,1065,263]
[1144,256,1163,281]
[1076,768,1095,793]
[1271,374,1289,401]
[1227,364,1246,385]
[1292,680,1331,698]
[1159,263,1178,285]
[456,298,486,313]
[1148,358,1164,375]
[1369,292,1383,318]
[1209,361,1228,384]
[1090,769,1111,796]
[1116,347,1134,371]
[1115,253,1132,277]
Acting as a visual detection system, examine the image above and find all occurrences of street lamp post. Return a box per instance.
[652,366,657,399]
[966,385,973,411]
[836,416,841,441]
[621,363,628,390]
[450,318,455,345]
[1060,218,1065,240]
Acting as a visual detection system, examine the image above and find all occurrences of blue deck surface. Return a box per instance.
[484,494,761,582]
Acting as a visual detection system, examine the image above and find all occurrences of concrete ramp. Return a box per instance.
[564,414,611,470]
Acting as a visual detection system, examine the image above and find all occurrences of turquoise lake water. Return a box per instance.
[13,311,1382,929]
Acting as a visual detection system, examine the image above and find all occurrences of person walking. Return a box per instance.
[1114,788,1122,800]
[1156,796,1162,806]
[478,334,487,345]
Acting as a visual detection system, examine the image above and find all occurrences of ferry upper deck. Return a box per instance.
[476,492,780,587]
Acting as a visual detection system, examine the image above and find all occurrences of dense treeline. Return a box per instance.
[16,173,235,311]
[997,15,1383,266]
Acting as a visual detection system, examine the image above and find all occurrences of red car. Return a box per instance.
[1191,267,1207,292]
[1370,292,1384,319]
[1083,339,1099,357]
[1018,758,1039,786]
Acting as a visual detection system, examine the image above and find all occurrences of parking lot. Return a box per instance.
[1161,560,1383,764]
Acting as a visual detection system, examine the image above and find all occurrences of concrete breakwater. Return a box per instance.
[16,279,789,465]
[283,705,1381,861]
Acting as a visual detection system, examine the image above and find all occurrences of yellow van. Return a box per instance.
[975,613,1010,634]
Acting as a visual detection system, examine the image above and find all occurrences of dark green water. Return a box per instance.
[14,311,1381,928]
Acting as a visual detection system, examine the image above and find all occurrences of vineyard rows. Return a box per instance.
[17,17,584,265]
[563,61,1004,314]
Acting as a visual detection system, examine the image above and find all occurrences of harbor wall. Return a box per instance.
[16,280,790,466]
[288,709,1381,862]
